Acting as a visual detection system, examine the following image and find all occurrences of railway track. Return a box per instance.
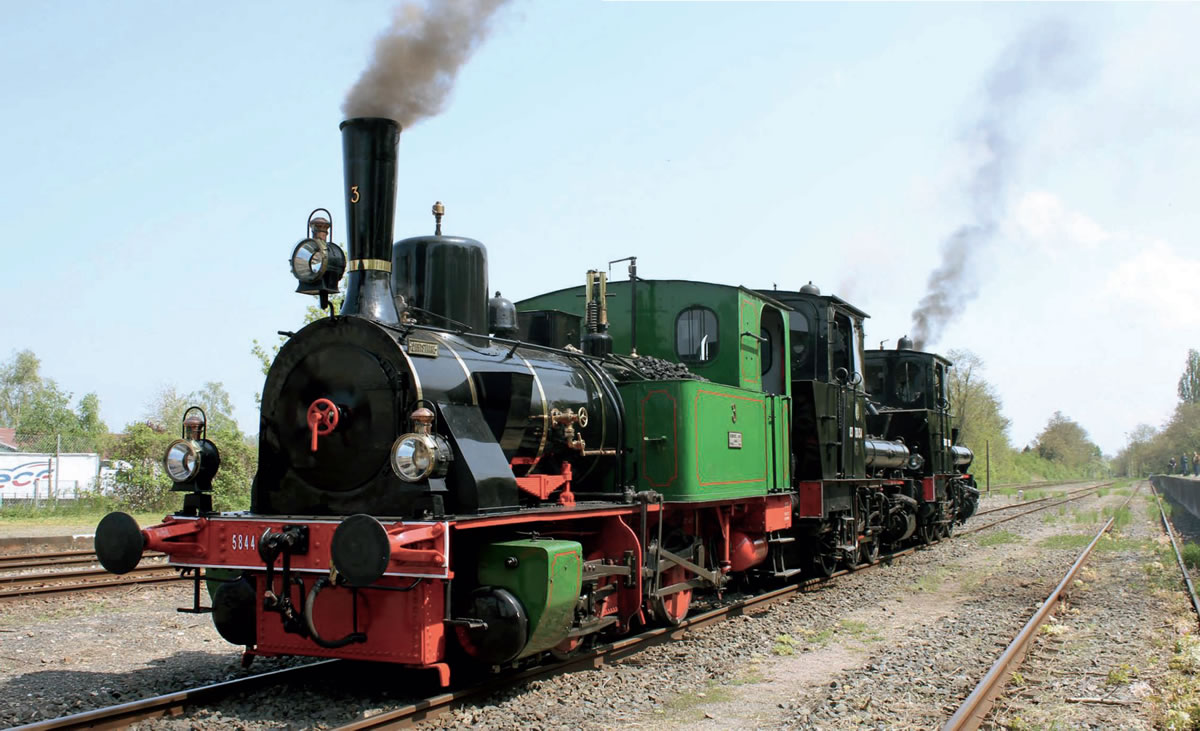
[0,551,180,600]
[943,483,1148,731]
[333,484,1113,730]
[1150,482,1200,628]
[11,661,338,730]
[14,479,1114,729]
[0,564,182,600]
[959,481,1113,536]
[0,548,164,570]
[973,481,1105,517]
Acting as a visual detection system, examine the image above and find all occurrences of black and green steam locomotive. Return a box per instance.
[94,117,978,684]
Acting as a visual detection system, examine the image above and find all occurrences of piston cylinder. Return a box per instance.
[951,445,974,467]
[863,438,910,470]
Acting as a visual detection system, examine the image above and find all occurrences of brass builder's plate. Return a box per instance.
[408,340,439,358]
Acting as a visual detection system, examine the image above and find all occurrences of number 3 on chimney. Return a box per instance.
[350,185,360,203]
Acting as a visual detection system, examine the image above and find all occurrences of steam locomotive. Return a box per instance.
[94,117,977,685]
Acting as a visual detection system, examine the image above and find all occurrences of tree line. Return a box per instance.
[0,349,255,512]
[2,303,337,514]
[1112,349,1200,477]
[0,351,109,454]
[946,349,1106,484]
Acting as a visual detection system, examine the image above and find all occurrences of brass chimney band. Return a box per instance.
[346,259,393,273]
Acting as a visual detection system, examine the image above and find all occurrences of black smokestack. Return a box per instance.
[910,21,1081,349]
[341,117,401,324]
[342,0,511,128]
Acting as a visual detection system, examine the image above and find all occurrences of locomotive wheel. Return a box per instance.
[919,524,938,545]
[651,565,692,626]
[940,521,954,539]
[813,531,839,577]
[814,549,838,577]
[550,637,584,661]
[859,536,881,565]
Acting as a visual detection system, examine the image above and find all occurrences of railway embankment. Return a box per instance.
[1152,474,1200,523]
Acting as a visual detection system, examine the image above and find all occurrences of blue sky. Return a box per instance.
[3,1,1197,455]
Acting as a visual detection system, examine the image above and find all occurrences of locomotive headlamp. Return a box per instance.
[291,238,346,286]
[165,439,200,482]
[164,438,221,486]
[164,407,221,490]
[390,434,452,482]
[290,210,346,301]
[390,406,452,482]
[906,453,925,472]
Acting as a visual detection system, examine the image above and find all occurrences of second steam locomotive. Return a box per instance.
[95,117,978,684]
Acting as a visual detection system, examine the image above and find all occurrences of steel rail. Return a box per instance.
[959,482,1114,537]
[975,482,1105,517]
[10,660,340,730]
[0,554,163,571]
[943,484,1143,731]
[1150,482,1200,628]
[0,555,108,570]
[0,548,99,561]
[984,475,1089,487]
[0,550,165,570]
[0,564,176,586]
[0,569,184,600]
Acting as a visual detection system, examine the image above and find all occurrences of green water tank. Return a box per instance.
[478,538,582,658]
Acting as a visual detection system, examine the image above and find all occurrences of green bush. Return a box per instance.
[109,423,175,511]
[1182,543,1200,572]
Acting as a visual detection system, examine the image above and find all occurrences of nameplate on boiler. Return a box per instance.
[408,340,439,358]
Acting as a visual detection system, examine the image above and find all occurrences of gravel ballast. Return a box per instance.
[1,484,1190,728]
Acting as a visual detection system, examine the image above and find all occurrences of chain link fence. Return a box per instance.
[1,431,106,454]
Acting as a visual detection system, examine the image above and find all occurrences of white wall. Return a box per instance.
[0,453,101,500]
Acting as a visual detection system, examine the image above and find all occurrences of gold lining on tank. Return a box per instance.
[347,258,392,272]
[438,335,478,406]
[399,346,424,403]
[517,352,549,468]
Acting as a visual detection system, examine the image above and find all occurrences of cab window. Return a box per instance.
[788,308,814,379]
[831,313,854,378]
[676,306,719,364]
[895,360,924,405]
[852,322,866,380]
[865,362,886,398]
[760,327,772,375]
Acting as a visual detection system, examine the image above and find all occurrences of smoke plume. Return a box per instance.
[343,0,511,128]
[910,21,1081,349]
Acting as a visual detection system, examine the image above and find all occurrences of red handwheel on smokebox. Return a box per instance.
[307,398,339,452]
